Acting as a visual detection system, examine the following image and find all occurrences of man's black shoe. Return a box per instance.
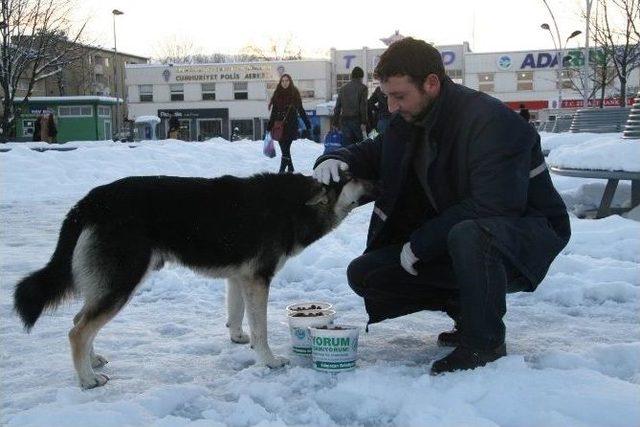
[430,344,506,375]
[437,328,461,347]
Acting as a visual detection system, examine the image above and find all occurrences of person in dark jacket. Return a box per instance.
[519,103,531,122]
[267,74,311,173]
[168,113,180,139]
[313,38,570,375]
[367,85,391,135]
[333,66,368,145]
[32,111,57,143]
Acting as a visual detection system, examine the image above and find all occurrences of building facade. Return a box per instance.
[126,61,332,141]
[12,96,120,142]
[125,42,639,141]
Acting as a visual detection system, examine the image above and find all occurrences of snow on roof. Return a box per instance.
[24,96,123,103]
[134,115,161,124]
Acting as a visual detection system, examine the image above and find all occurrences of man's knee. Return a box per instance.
[346,257,368,297]
[447,220,485,255]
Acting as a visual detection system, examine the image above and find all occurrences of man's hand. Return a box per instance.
[360,124,367,139]
[313,159,348,185]
[400,242,419,276]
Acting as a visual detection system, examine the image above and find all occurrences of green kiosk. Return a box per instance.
[13,96,122,143]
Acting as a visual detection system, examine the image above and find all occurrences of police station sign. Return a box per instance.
[168,64,276,82]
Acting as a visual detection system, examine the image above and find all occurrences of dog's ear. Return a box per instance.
[305,187,328,206]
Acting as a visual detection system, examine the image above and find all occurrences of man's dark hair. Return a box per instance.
[351,66,364,79]
[374,37,445,87]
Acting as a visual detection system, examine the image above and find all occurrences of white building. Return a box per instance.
[125,42,639,140]
[126,61,331,141]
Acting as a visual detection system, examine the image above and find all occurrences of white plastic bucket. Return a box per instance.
[309,325,359,372]
[287,310,335,355]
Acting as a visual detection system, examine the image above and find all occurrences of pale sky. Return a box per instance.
[72,0,592,59]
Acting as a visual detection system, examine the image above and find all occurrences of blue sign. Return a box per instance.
[441,51,455,66]
[343,55,357,69]
[520,52,560,69]
[497,55,512,70]
[342,50,456,69]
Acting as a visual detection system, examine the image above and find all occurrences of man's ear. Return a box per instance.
[305,187,328,206]
[422,73,441,97]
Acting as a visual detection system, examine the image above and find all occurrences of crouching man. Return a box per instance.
[313,38,570,374]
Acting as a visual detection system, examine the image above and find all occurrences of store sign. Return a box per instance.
[341,50,457,69]
[520,52,560,69]
[169,64,276,82]
[561,97,634,108]
[519,49,608,69]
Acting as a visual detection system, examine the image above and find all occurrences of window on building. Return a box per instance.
[95,56,109,67]
[478,73,494,92]
[516,71,534,91]
[58,105,93,117]
[336,73,350,91]
[139,85,153,102]
[22,119,36,136]
[266,81,278,101]
[446,69,463,79]
[170,84,184,101]
[297,80,315,98]
[98,106,111,117]
[201,83,216,100]
[230,119,254,140]
[558,69,574,90]
[234,82,248,100]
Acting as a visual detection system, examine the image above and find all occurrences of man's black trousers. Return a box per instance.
[347,219,522,350]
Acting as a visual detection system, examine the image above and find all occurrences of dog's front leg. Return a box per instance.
[239,276,288,368]
[226,278,249,344]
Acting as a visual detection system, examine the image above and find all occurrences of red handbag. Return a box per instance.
[271,106,292,141]
[271,121,284,141]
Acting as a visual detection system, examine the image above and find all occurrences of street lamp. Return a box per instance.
[112,9,124,138]
[540,20,581,111]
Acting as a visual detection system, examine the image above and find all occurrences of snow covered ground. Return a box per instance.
[1,135,639,426]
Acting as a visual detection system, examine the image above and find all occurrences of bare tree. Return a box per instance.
[595,0,640,106]
[1,0,89,141]
[239,34,303,61]
[153,35,204,64]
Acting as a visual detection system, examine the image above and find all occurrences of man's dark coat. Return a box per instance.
[317,77,570,300]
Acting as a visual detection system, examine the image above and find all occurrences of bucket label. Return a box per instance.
[314,361,356,370]
[310,328,359,372]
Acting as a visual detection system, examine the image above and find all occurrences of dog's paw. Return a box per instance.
[230,332,250,344]
[80,373,109,390]
[91,354,108,369]
[266,356,289,369]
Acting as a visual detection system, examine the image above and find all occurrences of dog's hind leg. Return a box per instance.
[73,309,107,369]
[226,277,249,344]
[69,303,121,389]
[69,228,152,389]
[239,276,288,368]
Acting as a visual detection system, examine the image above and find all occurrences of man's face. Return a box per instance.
[381,74,439,122]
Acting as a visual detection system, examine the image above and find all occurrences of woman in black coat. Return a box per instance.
[267,74,311,173]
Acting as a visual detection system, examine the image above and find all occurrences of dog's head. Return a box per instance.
[306,175,378,222]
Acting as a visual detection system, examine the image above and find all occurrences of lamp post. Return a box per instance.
[112,9,124,138]
[540,16,581,111]
[583,0,594,108]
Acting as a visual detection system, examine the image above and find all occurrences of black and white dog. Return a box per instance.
[14,173,374,389]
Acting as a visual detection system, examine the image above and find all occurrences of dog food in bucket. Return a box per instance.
[286,301,333,313]
[309,325,359,372]
[287,310,335,355]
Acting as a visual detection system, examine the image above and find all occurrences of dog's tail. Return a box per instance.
[14,205,84,331]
